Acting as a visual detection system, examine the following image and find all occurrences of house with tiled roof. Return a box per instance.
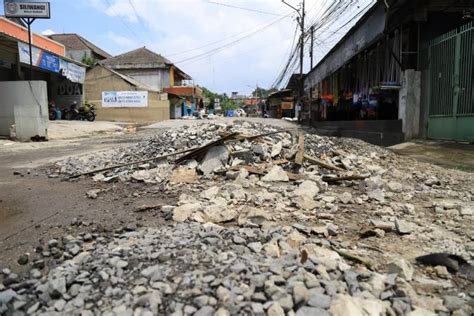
[100,46,191,93]
[48,33,111,63]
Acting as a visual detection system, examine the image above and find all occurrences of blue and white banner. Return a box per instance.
[18,42,85,84]
[59,59,86,84]
[102,91,148,108]
[18,42,59,73]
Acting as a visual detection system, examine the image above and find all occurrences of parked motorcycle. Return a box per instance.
[64,102,96,121]
[48,102,57,120]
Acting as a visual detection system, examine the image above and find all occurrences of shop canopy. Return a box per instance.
[17,41,86,83]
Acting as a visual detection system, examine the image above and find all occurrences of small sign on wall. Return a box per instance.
[102,91,148,108]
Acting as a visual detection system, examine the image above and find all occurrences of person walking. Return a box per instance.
[208,99,215,116]
[184,98,192,117]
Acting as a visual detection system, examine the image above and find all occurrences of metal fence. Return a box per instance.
[428,22,474,141]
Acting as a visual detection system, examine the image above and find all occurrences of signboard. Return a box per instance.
[102,91,148,108]
[4,1,50,19]
[18,42,59,72]
[281,101,294,110]
[18,42,86,83]
[59,59,86,84]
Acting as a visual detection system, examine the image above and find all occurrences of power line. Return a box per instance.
[104,0,149,46]
[127,0,154,44]
[175,13,292,65]
[206,0,286,16]
[166,14,293,57]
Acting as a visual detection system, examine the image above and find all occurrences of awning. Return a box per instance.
[18,41,86,83]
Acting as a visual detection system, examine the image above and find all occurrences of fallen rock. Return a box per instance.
[261,166,289,182]
[460,205,474,216]
[395,218,414,235]
[203,202,237,223]
[172,202,201,222]
[201,186,219,200]
[267,302,285,316]
[387,259,414,281]
[386,181,403,193]
[198,145,229,176]
[294,180,320,198]
[271,142,283,157]
[339,192,352,204]
[329,294,387,316]
[86,189,101,199]
[368,189,385,203]
[169,168,198,184]
[442,295,466,311]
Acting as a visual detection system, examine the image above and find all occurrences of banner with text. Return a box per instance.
[18,42,59,73]
[59,59,85,84]
[18,42,85,83]
[102,91,148,108]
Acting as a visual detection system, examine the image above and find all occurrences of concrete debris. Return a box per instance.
[198,145,229,176]
[261,165,289,182]
[387,259,415,281]
[169,168,198,184]
[30,120,473,316]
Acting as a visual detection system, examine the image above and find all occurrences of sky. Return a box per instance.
[2,0,373,95]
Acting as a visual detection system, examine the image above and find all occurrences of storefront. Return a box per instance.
[0,18,86,110]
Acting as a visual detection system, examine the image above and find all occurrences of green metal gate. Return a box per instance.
[428,22,474,141]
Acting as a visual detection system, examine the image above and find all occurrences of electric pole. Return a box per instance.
[299,0,305,86]
[310,25,314,69]
[282,0,305,98]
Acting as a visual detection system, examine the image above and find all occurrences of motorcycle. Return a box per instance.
[48,102,58,120]
[64,102,96,121]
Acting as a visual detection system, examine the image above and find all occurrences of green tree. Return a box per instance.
[201,87,241,111]
[81,53,96,67]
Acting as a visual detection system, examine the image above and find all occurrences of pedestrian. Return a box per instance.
[208,99,215,116]
[295,99,302,121]
[184,97,192,117]
[199,99,204,112]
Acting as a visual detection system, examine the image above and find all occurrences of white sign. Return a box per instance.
[4,1,50,19]
[102,91,148,108]
[60,59,86,84]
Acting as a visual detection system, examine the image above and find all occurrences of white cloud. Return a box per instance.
[83,0,373,94]
[106,31,138,48]
[42,29,55,36]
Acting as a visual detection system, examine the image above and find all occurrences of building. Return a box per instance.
[162,85,203,118]
[99,46,201,118]
[100,47,191,93]
[48,33,111,63]
[267,89,294,118]
[84,64,170,123]
[304,0,473,145]
[0,17,87,140]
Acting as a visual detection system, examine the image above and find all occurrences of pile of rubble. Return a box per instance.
[1,223,470,315]
[3,120,473,315]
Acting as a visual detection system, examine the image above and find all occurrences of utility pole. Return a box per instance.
[282,0,305,98]
[299,0,305,87]
[310,25,314,69]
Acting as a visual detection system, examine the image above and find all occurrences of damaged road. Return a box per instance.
[1,119,473,315]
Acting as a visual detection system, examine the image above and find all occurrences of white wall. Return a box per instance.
[118,68,170,92]
[0,81,48,140]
